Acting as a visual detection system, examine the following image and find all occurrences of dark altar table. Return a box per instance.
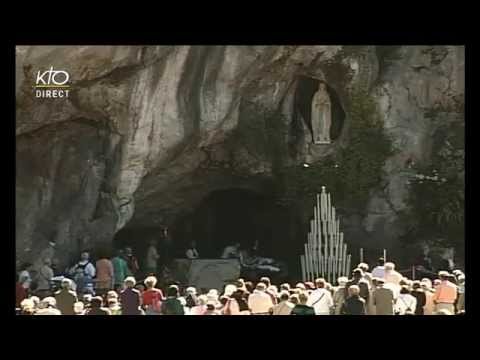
[171,259,241,291]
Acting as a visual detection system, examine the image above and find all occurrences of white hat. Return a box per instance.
[224,284,237,297]
[186,287,197,295]
[74,302,84,313]
[20,298,35,310]
[453,269,464,276]
[207,289,219,302]
[295,283,306,290]
[267,285,278,296]
[40,297,57,308]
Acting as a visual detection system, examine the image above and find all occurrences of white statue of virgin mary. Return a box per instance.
[311,82,332,144]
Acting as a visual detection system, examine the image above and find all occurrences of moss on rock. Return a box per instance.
[275,89,394,213]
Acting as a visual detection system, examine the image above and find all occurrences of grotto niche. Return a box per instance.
[293,76,345,144]
[112,187,307,283]
[168,188,305,280]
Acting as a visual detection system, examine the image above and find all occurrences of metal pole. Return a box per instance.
[309,230,316,279]
[321,187,327,221]
[316,193,322,276]
[347,254,351,278]
[304,243,310,282]
[313,210,319,279]
[301,255,306,282]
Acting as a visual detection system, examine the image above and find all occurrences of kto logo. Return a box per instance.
[34,66,71,98]
[36,67,70,86]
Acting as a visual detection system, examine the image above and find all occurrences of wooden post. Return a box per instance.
[360,248,364,264]
[383,249,387,262]
[412,265,416,280]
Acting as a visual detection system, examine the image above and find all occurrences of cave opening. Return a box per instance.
[294,76,346,142]
[171,189,287,258]
[112,226,165,271]
[167,188,305,280]
[113,189,306,281]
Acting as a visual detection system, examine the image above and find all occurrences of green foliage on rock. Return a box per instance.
[232,101,289,166]
[277,89,394,211]
[402,119,464,250]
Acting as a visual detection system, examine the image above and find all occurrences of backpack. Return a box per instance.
[238,298,249,312]
[397,296,413,314]
[73,262,93,278]
[185,294,197,308]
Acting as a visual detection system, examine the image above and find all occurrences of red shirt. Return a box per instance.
[16,282,27,308]
[142,288,164,306]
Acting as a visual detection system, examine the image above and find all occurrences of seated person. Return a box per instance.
[239,249,257,267]
[239,249,280,273]
[185,241,199,259]
[221,243,241,259]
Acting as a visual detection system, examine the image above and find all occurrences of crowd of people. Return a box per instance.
[16,251,465,315]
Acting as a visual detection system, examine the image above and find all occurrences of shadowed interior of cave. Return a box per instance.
[294,76,345,142]
[171,189,298,260]
[113,188,305,279]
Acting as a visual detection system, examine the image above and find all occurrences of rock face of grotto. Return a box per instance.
[16,46,464,274]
